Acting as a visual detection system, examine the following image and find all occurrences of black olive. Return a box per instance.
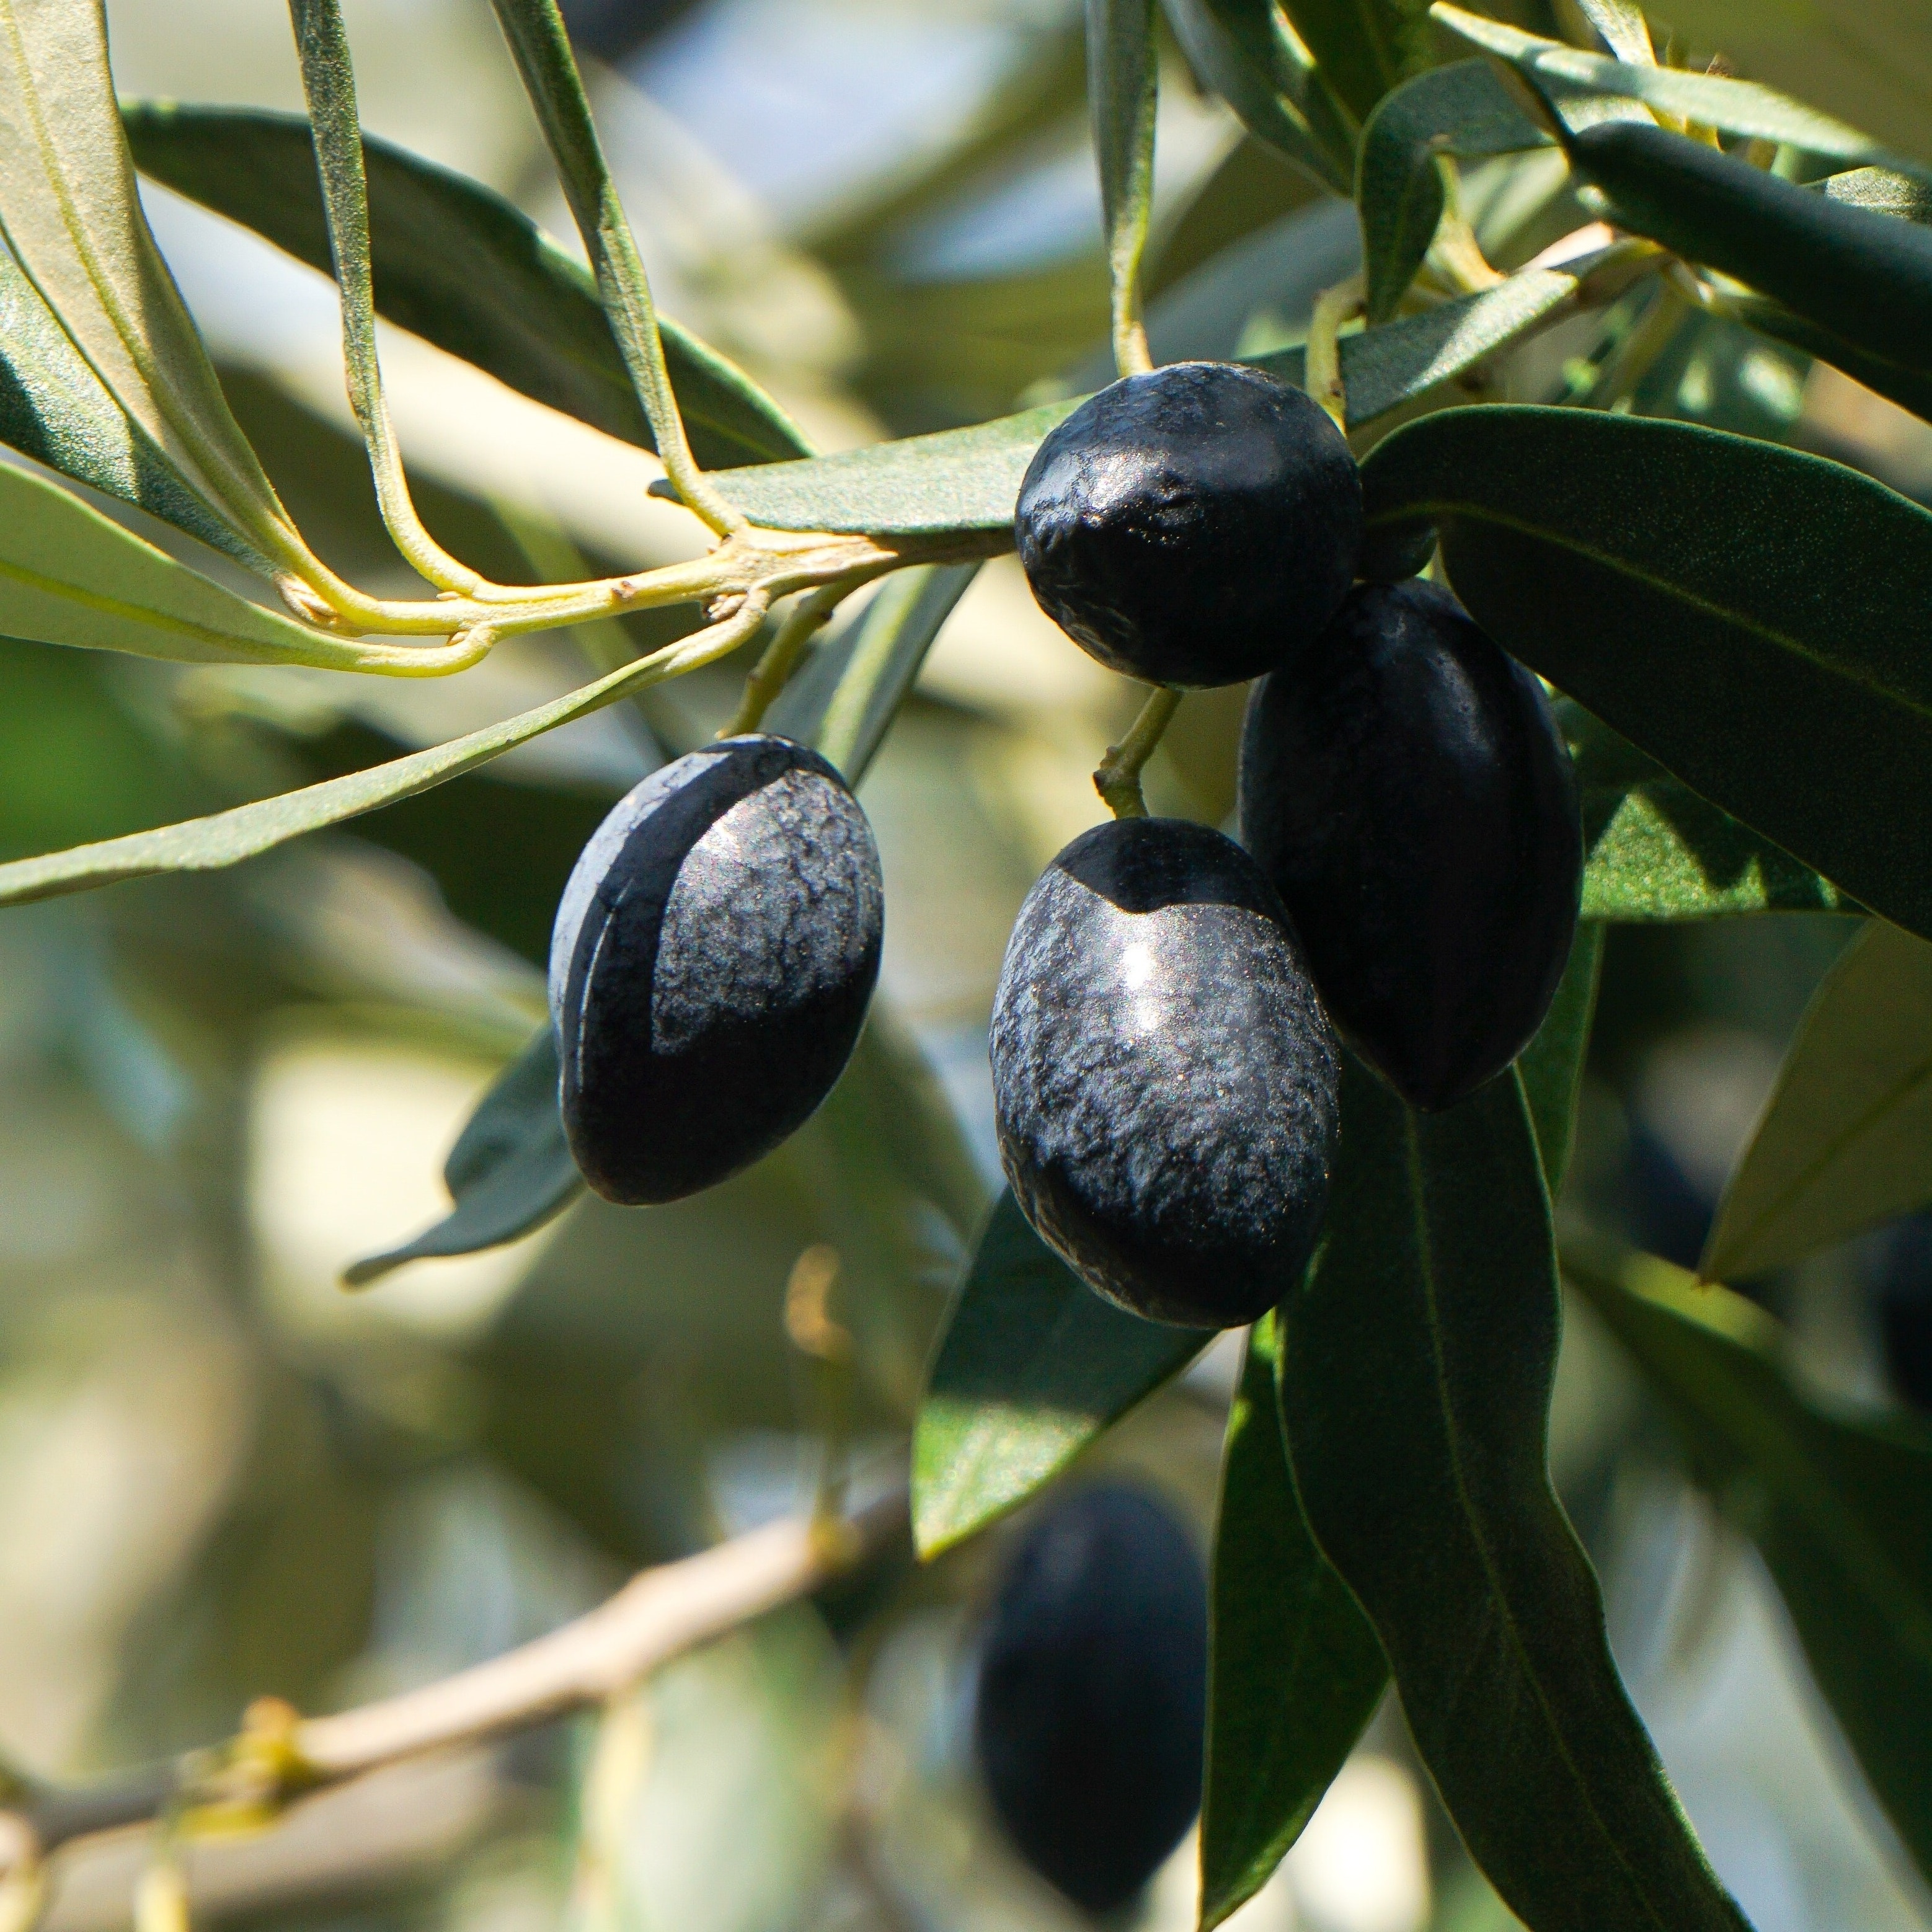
[1014,362,1362,688]
[975,1482,1208,1915]
[1239,579,1582,1112]
[990,817,1339,1327]
[549,734,882,1203]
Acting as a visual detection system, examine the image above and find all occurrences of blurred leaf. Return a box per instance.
[1279,1060,1748,1932]
[1432,5,1925,169]
[1571,122,1932,391]
[1282,0,1432,127]
[1360,405,1932,940]
[1564,1233,1932,1885]
[1564,704,1852,920]
[911,1190,1204,1558]
[1821,164,1932,222]
[1201,1315,1385,1931]
[770,565,980,781]
[0,0,302,565]
[1357,62,1553,322]
[1572,0,1654,64]
[1733,296,1932,425]
[1161,0,1357,192]
[1519,921,1603,1195]
[124,104,812,471]
[1700,919,1932,1280]
[1088,0,1159,365]
[345,1028,581,1286]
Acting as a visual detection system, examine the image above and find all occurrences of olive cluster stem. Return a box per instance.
[1094,685,1184,818]
[1305,275,1365,432]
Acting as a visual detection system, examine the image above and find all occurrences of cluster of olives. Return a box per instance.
[546,358,1581,1335]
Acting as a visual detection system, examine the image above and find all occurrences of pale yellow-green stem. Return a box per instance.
[1094,685,1183,818]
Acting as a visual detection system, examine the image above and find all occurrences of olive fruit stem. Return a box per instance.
[1094,685,1183,818]
[1305,273,1364,432]
[725,578,863,737]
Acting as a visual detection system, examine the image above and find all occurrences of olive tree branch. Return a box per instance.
[5,1491,908,1876]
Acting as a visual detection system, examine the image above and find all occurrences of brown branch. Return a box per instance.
[11,1491,908,1874]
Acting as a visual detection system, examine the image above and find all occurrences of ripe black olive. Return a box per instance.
[1014,362,1362,688]
[990,817,1339,1327]
[1877,1212,1932,1414]
[975,1482,1207,1914]
[549,734,883,1204]
[1239,579,1582,1112]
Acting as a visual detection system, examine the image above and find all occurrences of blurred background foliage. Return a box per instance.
[3,0,1932,1928]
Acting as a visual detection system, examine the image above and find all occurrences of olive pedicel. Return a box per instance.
[1239,578,1582,1112]
[549,734,882,1204]
[1014,361,1362,688]
[990,817,1339,1328]
[975,1482,1207,1914]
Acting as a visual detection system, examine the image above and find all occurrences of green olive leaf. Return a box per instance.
[911,1189,1206,1559]
[1356,61,1554,322]
[1280,1059,1750,1932]
[1159,0,1356,193]
[1360,405,1932,941]
[1088,0,1159,361]
[1571,0,1654,65]
[1571,123,1932,392]
[1518,921,1603,1196]
[1200,1313,1386,1931]
[122,104,812,471]
[1734,299,1932,426]
[1280,0,1432,127]
[1564,703,1852,921]
[345,1026,582,1286]
[1564,1233,1932,1885]
[0,0,303,563]
[1701,920,1932,1282]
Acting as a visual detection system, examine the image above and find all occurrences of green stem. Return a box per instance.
[725,581,852,737]
[487,0,743,538]
[1094,685,1182,818]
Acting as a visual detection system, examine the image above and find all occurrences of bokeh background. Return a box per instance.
[5,1,1932,1928]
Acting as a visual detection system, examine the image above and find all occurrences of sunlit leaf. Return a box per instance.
[1280,0,1432,128]
[1279,1060,1749,1931]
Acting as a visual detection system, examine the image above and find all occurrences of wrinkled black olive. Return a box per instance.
[1014,362,1362,688]
[990,817,1339,1327]
[1877,1212,1932,1414]
[1240,579,1581,1112]
[549,734,882,1203]
[975,1482,1207,1915]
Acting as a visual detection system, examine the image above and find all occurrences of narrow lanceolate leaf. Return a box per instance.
[0,459,415,671]
[1702,921,1932,1282]
[1357,61,1553,322]
[1160,0,1356,193]
[1088,0,1158,368]
[1571,0,1652,64]
[1430,6,1921,171]
[769,565,980,783]
[0,0,301,561]
[345,1027,580,1285]
[1518,922,1603,1196]
[1362,407,1932,941]
[123,104,811,469]
[0,632,719,907]
[0,246,269,570]
[1571,123,1932,389]
[1564,702,1851,920]
[1280,0,1432,130]
[1564,1234,1932,1884]
[911,1190,1205,1558]
[1279,1061,1748,1932]
[1202,1316,1385,1931]
[1734,299,1932,428]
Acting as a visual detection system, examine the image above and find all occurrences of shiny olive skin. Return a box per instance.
[1014,362,1362,688]
[990,818,1339,1327]
[549,735,882,1204]
[1239,580,1582,1112]
[975,1482,1207,1914]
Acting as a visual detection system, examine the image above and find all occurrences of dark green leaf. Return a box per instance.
[1202,1314,1386,1931]
[1282,0,1433,131]
[1361,406,1932,940]
[1564,704,1852,920]
[122,104,812,470]
[1518,921,1602,1195]
[1161,0,1356,193]
[345,1027,582,1285]
[1279,1059,1748,1932]
[1357,62,1553,322]
[1732,298,1932,427]
[1571,122,1932,389]
[1701,919,1932,1282]
[911,1190,1205,1558]
[1564,1233,1932,1885]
